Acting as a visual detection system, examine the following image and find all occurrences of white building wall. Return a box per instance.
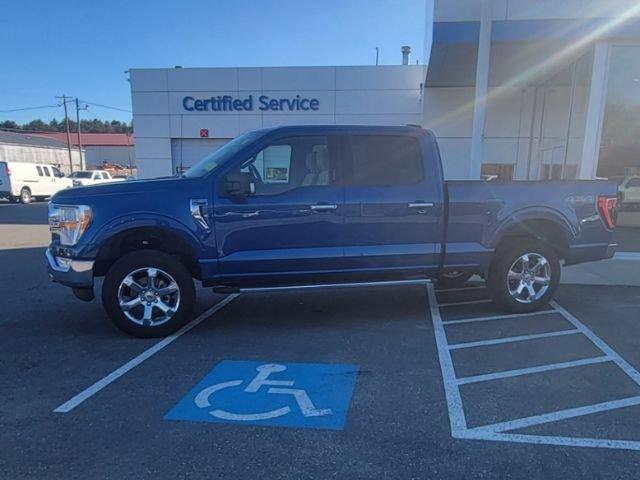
[131,65,426,178]
[0,144,82,174]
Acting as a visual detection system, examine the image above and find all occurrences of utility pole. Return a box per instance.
[56,95,74,173]
[75,98,88,170]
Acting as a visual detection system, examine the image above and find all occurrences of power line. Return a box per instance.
[80,100,132,113]
[0,104,60,113]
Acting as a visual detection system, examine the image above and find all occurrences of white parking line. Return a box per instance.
[448,329,579,350]
[435,285,486,293]
[438,299,493,308]
[429,287,640,451]
[53,294,240,414]
[551,301,640,387]
[442,309,556,325]
[456,356,611,385]
[471,395,640,435]
[426,282,468,433]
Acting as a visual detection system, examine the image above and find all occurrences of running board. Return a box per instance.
[213,279,431,294]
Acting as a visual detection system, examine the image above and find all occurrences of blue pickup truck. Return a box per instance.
[46,125,618,337]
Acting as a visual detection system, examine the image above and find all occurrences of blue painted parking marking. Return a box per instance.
[165,360,358,430]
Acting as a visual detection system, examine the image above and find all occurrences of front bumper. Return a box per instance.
[45,248,94,288]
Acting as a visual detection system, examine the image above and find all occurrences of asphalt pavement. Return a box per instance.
[1,201,640,479]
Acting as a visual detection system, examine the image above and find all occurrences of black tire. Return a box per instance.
[102,250,196,338]
[487,239,560,313]
[19,188,32,204]
[437,271,474,288]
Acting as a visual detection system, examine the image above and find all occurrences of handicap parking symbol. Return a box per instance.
[165,360,358,430]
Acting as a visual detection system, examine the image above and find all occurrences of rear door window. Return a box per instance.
[346,135,423,186]
[36,166,43,177]
[42,166,51,177]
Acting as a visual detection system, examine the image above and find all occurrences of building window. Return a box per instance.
[540,164,578,180]
[481,164,514,181]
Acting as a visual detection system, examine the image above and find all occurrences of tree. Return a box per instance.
[0,120,19,130]
[0,118,133,134]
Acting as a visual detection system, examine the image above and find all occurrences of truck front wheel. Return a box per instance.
[102,250,195,337]
[488,240,560,313]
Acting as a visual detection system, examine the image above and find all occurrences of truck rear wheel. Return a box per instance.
[437,271,474,289]
[102,250,195,338]
[19,188,32,204]
[487,240,560,313]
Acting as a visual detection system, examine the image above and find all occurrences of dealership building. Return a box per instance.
[130,0,640,181]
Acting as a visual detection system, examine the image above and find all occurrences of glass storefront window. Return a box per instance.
[598,45,640,250]
[597,45,640,179]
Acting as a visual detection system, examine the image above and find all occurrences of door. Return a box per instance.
[32,165,46,196]
[341,133,441,276]
[213,134,344,281]
[40,165,55,196]
[51,166,67,193]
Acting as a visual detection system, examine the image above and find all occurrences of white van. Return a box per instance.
[0,161,73,203]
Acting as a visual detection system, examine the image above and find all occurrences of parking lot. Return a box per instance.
[2,201,640,479]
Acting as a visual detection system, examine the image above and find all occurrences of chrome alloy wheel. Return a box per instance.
[117,267,180,326]
[506,252,551,304]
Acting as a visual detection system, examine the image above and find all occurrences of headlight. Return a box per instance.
[48,204,92,246]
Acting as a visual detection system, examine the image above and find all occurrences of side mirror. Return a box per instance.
[223,172,255,197]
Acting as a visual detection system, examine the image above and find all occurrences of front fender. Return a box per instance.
[79,212,204,259]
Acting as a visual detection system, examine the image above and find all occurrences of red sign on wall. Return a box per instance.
[199,129,209,138]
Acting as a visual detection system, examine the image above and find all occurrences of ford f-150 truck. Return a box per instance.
[46,126,618,337]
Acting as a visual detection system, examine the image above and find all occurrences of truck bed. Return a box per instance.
[443,179,618,271]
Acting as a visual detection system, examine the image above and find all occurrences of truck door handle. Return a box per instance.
[310,204,338,212]
[408,202,434,209]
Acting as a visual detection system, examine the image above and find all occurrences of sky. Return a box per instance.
[0,0,433,126]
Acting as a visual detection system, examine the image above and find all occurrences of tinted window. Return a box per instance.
[36,166,43,177]
[625,178,640,187]
[227,136,332,196]
[42,166,51,177]
[347,135,423,186]
[69,172,92,178]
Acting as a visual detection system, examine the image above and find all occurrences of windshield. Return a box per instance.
[69,171,93,178]
[182,130,267,178]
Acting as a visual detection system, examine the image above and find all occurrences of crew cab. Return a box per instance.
[68,170,125,187]
[46,126,618,337]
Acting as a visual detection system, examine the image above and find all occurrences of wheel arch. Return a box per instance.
[93,224,202,279]
[492,210,573,260]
